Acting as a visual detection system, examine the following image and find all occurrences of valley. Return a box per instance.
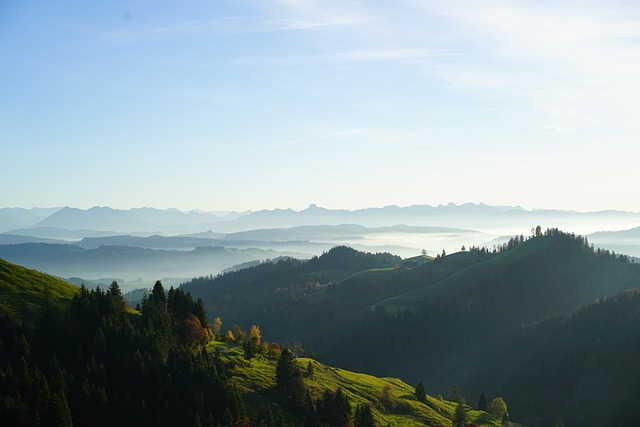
[2,205,640,426]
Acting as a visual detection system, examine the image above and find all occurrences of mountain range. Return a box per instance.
[4,203,640,236]
[3,203,640,286]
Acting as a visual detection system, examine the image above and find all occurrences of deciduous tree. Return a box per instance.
[488,397,508,420]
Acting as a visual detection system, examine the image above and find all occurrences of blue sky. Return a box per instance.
[2,0,639,212]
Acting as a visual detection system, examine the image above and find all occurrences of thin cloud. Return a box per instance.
[328,48,453,62]
[415,0,640,132]
[270,127,374,147]
[100,16,362,43]
[233,48,452,67]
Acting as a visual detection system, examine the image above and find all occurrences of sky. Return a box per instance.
[1,0,639,212]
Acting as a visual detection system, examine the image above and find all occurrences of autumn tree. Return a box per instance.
[183,314,207,348]
[244,324,262,358]
[268,342,282,358]
[249,325,261,347]
[212,317,222,339]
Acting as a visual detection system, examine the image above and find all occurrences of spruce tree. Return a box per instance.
[276,348,300,391]
[478,391,488,412]
[51,391,73,427]
[415,381,427,403]
[354,403,375,427]
[453,402,468,427]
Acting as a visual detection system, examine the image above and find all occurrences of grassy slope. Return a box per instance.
[373,236,640,314]
[372,238,555,313]
[209,341,500,427]
[0,257,78,319]
[403,254,434,264]
[305,256,441,305]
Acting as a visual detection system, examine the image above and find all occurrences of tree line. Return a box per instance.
[0,281,245,426]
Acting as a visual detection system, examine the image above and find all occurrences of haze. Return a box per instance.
[2,0,639,212]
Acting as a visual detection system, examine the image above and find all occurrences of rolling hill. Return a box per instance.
[0,255,507,426]
[183,230,640,426]
[209,340,502,426]
[372,233,639,317]
[0,257,78,321]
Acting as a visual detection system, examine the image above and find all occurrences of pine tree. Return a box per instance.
[447,385,465,404]
[151,280,167,306]
[51,391,73,427]
[354,403,375,427]
[553,416,565,427]
[453,402,468,427]
[333,388,352,427]
[415,381,427,403]
[107,281,126,313]
[276,349,300,391]
[194,298,208,327]
[273,406,286,427]
[478,392,487,412]
[256,404,274,426]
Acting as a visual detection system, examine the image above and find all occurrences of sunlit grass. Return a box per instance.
[207,341,501,426]
[0,258,78,321]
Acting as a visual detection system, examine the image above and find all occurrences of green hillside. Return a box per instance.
[373,234,638,314]
[184,231,640,426]
[372,237,551,313]
[209,341,501,427]
[0,257,77,320]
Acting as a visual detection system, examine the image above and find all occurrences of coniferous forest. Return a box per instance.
[0,281,245,426]
[2,229,640,426]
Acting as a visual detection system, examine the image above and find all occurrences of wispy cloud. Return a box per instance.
[267,0,640,133]
[100,15,362,43]
[233,47,452,67]
[270,127,374,147]
[411,0,640,132]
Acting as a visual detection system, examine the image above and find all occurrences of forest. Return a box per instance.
[0,281,245,426]
[182,230,640,426]
[0,266,510,426]
[2,229,640,425]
